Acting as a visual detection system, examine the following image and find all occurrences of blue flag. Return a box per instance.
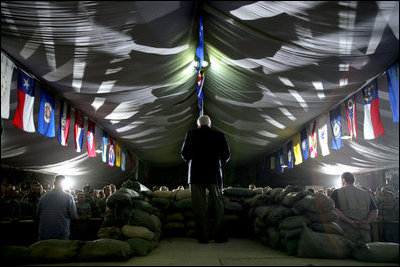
[195,16,205,112]
[37,89,55,137]
[102,130,108,163]
[330,105,343,150]
[386,61,399,122]
[300,128,308,160]
[276,149,284,174]
[287,141,294,169]
[121,147,126,171]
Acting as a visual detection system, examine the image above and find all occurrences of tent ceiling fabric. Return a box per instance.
[1,1,399,185]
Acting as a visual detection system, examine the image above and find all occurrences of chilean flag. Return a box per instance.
[87,119,96,157]
[58,101,71,146]
[345,95,358,139]
[12,69,36,132]
[362,81,385,139]
[74,110,85,152]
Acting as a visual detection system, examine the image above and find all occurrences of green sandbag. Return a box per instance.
[352,242,399,263]
[309,222,345,236]
[297,225,353,259]
[77,238,133,261]
[1,245,30,263]
[128,208,156,232]
[304,210,339,223]
[29,239,83,262]
[173,198,193,211]
[267,206,293,227]
[125,238,156,256]
[222,187,255,197]
[150,197,171,210]
[279,215,311,229]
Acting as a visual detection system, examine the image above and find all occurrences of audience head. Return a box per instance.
[341,172,355,186]
[197,115,211,128]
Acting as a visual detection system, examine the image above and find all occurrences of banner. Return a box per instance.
[87,119,96,157]
[121,147,126,171]
[386,61,399,122]
[12,69,35,132]
[108,137,115,167]
[300,128,308,160]
[115,141,121,167]
[330,106,343,150]
[38,89,55,137]
[287,141,294,169]
[344,95,358,139]
[74,110,85,152]
[1,52,15,119]
[293,133,303,165]
[308,120,318,158]
[362,80,385,139]
[102,131,108,163]
[58,101,71,146]
[318,115,330,156]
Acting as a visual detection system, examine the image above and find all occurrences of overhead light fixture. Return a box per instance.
[281,164,288,168]
[341,135,352,140]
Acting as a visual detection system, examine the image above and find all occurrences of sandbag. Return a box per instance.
[276,185,304,203]
[125,238,156,256]
[150,197,171,210]
[132,199,161,217]
[279,215,311,229]
[153,190,173,199]
[281,191,310,208]
[1,245,30,263]
[297,225,353,259]
[269,188,284,201]
[165,212,185,222]
[128,208,156,232]
[175,189,191,200]
[122,225,155,240]
[173,198,193,211]
[106,188,139,212]
[97,226,124,240]
[352,242,399,263]
[222,187,255,198]
[29,239,83,262]
[267,206,294,226]
[304,210,339,223]
[309,222,345,236]
[292,193,334,214]
[245,194,274,208]
[254,205,278,222]
[266,227,281,249]
[77,238,133,261]
[224,200,244,213]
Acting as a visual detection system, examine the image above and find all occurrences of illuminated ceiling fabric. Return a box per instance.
[1,1,399,186]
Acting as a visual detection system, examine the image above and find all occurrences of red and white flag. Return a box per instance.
[12,69,35,132]
[308,120,318,158]
[74,110,85,152]
[58,101,71,146]
[87,119,96,157]
[362,81,385,139]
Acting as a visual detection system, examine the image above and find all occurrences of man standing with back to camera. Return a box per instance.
[181,115,230,243]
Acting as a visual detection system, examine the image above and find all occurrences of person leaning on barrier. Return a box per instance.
[330,172,378,243]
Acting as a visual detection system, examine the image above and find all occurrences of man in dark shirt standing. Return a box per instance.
[330,172,378,243]
[181,115,230,243]
[37,174,77,240]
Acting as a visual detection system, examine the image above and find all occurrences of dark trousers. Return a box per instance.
[190,183,225,240]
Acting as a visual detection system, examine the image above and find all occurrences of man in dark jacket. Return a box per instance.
[181,115,230,243]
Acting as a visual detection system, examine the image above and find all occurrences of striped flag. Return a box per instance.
[58,100,71,146]
[74,110,85,152]
[362,81,385,139]
[308,120,318,158]
[1,52,15,119]
[12,69,35,132]
[87,119,96,157]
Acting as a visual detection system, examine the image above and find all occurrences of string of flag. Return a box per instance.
[1,51,138,174]
[267,60,399,174]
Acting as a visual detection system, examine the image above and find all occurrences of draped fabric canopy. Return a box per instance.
[1,1,399,187]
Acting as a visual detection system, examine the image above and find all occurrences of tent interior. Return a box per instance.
[1,1,399,192]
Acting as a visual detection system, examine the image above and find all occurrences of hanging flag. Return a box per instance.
[293,133,303,165]
[102,131,108,163]
[195,16,205,112]
[276,149,284,174]
[12,69,36,132]
[330,106,343,150]
[308,121,318,158]
[270,154,275,170]
[362,80,385,139]
[300,128,308,160]
[344,95,358,139]
[58,100,71,146]
[87,119,96,157]
[74,110,85,152]
[386,61,399,122]
[108,137,115,167]
[127,150,135,173]
[318,115,330,156]
[1,52,15,119]
[115,141,121,167]
[287,141,294,169]
[121,147,126,171]
[37,89,55,137]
